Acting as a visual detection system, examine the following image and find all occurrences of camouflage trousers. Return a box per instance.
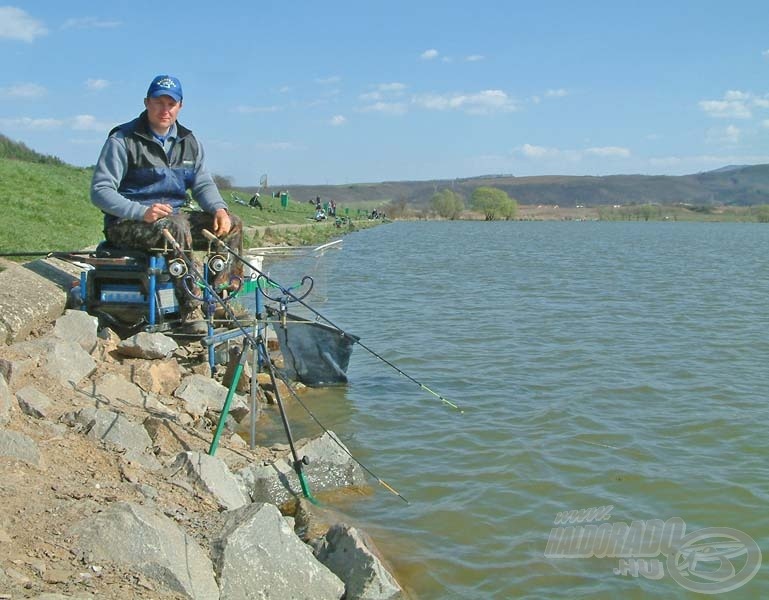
[105,211,243,319]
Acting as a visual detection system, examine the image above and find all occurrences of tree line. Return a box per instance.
[0,133,65,165]
[430,186,518,220]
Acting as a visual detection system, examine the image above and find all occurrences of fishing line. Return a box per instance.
[271,365,410,504]
[203,229,464,412]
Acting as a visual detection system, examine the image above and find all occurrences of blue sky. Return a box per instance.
[2,1,769,186]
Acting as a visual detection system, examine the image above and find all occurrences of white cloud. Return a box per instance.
[329,115,346,126]
[377,82,406,93]
[0,114,112,131]
[699,99,751,119]
[420,48,439,60]
[706,124,741,145]
[0,83,46,98]
[71,114,112,131]
[465,54,484,62]
[413,89,517,115]
[85,79,110,91]
[360,82,406,102]
[698,90,763,119]
[519,144,580,161]
[519,143,629,161]
[359,91,383,102]
[61,17,121,29]
[359,101,408,115]
[724,90,749,101]
[0,7,48,42]
[0,117,63,130]
[545,88,568,98]
[585,146,631,157]
[521,143,557,158]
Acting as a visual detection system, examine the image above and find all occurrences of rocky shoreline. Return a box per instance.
[0,257,407,599]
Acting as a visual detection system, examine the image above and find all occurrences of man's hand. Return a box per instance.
[212,208,232,235]
[143,203,173,223]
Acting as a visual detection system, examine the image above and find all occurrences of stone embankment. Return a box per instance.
[0,258,405,599]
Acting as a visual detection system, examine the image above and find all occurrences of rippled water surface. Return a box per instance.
[262,221,769,599]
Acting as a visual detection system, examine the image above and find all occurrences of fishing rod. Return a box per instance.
[200,322,409,504]
[279,372,410,504]
[0,250,94,258]
[201,229,463,412]
[159,228,317,504]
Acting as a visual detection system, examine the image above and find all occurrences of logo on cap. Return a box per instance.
[148,75,182,101]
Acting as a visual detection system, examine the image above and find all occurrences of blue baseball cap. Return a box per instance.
[146,75,183,102]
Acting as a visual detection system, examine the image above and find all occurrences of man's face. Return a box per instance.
[144,95,182,133]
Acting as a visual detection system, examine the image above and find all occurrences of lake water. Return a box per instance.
[259,221,769,599]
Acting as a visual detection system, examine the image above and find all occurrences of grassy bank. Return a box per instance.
[0,157,377,258]
[0,159,102,253]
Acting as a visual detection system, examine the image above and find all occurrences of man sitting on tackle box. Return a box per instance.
[91,74,242,327]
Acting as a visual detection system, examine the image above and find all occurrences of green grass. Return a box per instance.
[0,157,376,259]
[0,158,103,254]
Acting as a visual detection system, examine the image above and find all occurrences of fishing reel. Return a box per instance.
[168,258,188,278]
[206,253,228,274]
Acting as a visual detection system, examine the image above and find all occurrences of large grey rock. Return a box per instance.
[52,309,99,353]
[167,451,249,510]
[70,501,219,599]
[87,372,176,418]
[15,386,52,419]
[212,502,344,600]
[62,407,160,470]
[0,337,96,387]
[117,331,178,359]
[0,348,36,388]
[69,406,151,448]
[43,338,97,386]
[174,373,246,418]
[0,261,68,346]
[0,429,40,465]
[316,524,403,600]
[0,374,11,426]
[237,431,367,505]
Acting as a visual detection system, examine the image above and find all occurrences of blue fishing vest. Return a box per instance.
[107,112,199,225]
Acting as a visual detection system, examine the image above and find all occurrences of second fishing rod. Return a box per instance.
[160,228,318,504]
[201,229,463,412]
[165,228,407,504]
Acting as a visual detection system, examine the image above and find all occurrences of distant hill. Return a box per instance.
[244,164,769,209]
[4,130,769,210]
